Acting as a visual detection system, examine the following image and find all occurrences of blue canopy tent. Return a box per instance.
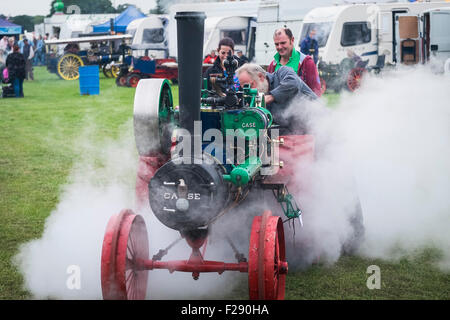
[0,18,22,36]
[92,6,146,33]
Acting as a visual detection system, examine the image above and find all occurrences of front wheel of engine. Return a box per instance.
[101,209,149,300]
[248,210,287,300]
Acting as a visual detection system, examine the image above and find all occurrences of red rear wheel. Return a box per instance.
[101,209,149,300]
[127,74,141,88]
[248,210,287,300]
[116,76,127,87]
[347,68,366,92]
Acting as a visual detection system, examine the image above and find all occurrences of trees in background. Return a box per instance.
[2,15,44,33]
[48,0,116,16]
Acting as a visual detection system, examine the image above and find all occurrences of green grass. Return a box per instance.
[322,91,340,107]
[0,67,448,300]
[285,249,449,300]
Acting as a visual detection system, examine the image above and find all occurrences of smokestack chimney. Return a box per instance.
[175,11,206,136]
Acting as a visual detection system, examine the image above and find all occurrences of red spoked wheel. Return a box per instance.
[320,77,326,95]
[101,209,149,300]
[248,210,287,300]
[346,68,366,92]
[116,75,127,87]
[127,74,141,88]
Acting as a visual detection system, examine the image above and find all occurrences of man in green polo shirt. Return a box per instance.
[267,28,322,96]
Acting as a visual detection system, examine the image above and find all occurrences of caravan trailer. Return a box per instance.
[202,15,257,59]
[299,0,450,91]
[167,1,260,60]
[254,0,336,66]
[126,16,169,59]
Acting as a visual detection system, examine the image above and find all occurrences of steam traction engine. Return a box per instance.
[44,34,133,81]
[101,12,315,300]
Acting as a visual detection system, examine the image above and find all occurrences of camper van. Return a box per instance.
[167,1,260,60]
[299,0,450,90]
[202,15,257,59]
[254,0,336,66]
[421,7,450,69]
[126,16,169,59]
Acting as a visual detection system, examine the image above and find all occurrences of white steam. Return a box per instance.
[13,121,138,299]
[285,65,450,271]
[13,120,246,299]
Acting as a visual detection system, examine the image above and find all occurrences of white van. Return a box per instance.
[126,15,169,59]
[299,1,450,90]
[421,7,450,71]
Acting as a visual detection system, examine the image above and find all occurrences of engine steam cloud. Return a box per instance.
[13,65,450,300]
[13,120,245,299]
[285,65,450,271]
[13,121,138,299]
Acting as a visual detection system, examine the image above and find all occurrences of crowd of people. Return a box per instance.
[0,34,46,66]
[0,33,48,98]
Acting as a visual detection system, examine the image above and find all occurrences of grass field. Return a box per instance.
[0,67,448,300]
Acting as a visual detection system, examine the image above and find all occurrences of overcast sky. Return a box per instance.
[1,0,404,17]
[0,0,157,16]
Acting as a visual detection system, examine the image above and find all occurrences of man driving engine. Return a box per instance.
[236,63,318,135]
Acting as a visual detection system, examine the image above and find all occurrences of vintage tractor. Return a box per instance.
[44,34,132,81]
[318,57,370,93]
[101,12,316,300]
[115,56,179,88]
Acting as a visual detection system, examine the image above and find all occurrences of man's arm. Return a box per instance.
[264,94,274,104]
[268,66,300,104]
[303,58,322,97]
[267,60,275,73]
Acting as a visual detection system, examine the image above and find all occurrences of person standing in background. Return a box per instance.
[18,36,24,52]
[21,38,34,80]
[6,44,26,97]
[31,34,38,66]
[236,50,249,65]
[0,37,7,67]
[0,49,6,68]
[300,29,319,65]
[203,50,217,64]
[6,37,15,55]
[0,36,8,51]
[34,35,45,66]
